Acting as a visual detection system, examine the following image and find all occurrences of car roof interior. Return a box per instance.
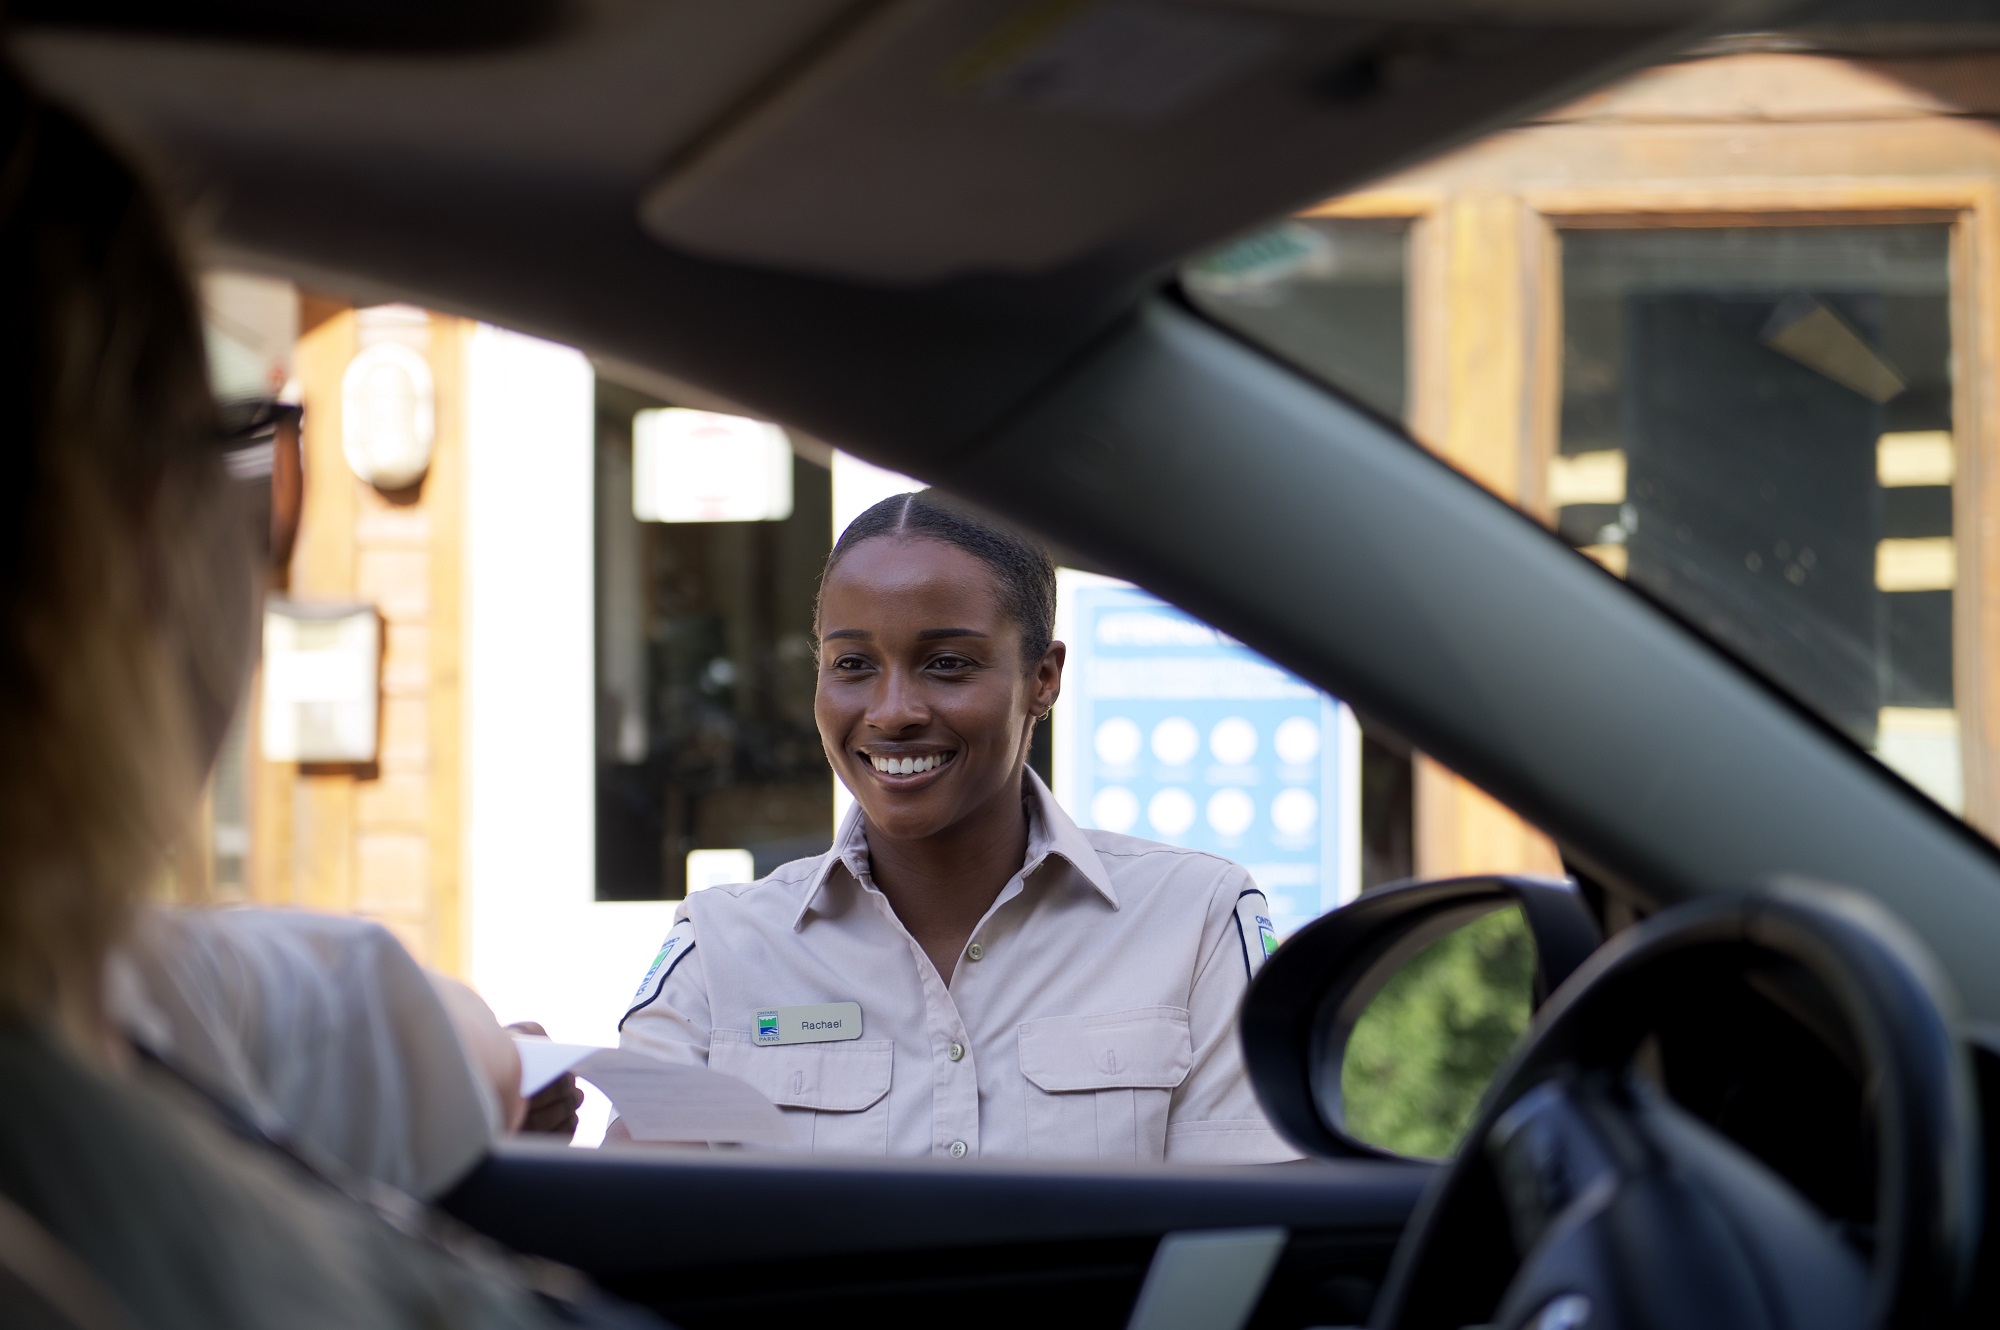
[16,0,2000,1036]
[9,0,1745,464]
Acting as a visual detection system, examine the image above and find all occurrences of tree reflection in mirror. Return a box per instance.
[1341,905,1535,1158]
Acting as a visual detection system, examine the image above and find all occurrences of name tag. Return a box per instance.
[755,1002,863,1045]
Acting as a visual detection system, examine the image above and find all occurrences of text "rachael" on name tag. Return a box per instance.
[755,1002,863,1045]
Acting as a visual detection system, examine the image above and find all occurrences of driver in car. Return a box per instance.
[617,491,1298,1164]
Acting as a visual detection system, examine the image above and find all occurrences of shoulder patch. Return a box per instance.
[1232,889,1279,982]
[620,918,696,1029]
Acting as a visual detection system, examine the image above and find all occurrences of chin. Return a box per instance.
[846,778,960,838]
[855,799,954,843]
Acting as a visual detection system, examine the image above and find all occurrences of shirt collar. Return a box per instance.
[791,769,1118,930]
[1019,768,1119,908]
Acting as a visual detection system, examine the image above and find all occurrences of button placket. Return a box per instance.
[931,1014,979,1159]
[867,893,980,1161]
[858,852,1035,1161]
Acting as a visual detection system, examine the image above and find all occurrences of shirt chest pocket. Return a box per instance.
[710,1033,894,1155]
[1018,1007,1192,1163]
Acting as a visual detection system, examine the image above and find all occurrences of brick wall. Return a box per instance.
[250,300,467,971]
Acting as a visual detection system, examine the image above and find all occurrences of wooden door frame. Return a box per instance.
[1303,191,1569,881]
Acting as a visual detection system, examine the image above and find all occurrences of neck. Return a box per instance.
[863,768,1032,981]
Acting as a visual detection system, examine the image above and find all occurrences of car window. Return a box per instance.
[1179,43,2000,839]
[205,278,1559,1162]
[138,25,2000,1203]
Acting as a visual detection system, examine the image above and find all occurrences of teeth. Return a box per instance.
[870,753,951,775]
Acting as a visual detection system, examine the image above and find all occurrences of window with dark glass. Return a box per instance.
[1554,225,1958,809]
[593,379,834,900]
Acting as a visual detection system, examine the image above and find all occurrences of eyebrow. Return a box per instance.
[821,627,991,643]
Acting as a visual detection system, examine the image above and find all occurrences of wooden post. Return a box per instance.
[264,298,360,911]
[427,316,468,977]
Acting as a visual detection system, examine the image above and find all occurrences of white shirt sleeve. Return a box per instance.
[106,906,499,1199]
[1164,867,1303,1164]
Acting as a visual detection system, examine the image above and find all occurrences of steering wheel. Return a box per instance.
[1370,883,1982,1330]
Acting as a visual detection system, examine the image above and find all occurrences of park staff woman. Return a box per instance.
[619,492,1295,1164]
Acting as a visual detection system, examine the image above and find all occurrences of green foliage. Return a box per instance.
[1341,905,1535,1159]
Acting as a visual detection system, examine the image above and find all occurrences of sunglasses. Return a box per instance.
[217,397,304,479]
[217,397,304,568]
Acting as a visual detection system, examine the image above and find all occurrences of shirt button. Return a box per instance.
[967,942,985,962]
[948,1140,968,1159]
[948,1041,965,1062]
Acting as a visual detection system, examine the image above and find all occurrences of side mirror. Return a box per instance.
[1240,875,1601,1160]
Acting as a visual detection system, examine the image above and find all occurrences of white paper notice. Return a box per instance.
[514,1038,790,1147]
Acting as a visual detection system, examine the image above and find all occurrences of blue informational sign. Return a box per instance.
[1053,576,1354,939]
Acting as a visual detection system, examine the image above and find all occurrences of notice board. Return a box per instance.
[1053,572,1357,939]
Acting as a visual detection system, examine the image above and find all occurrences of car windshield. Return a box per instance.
[176,31,1997,1179]
[1186,51,1982,833]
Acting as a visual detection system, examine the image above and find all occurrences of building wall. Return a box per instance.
[249,301,468,971]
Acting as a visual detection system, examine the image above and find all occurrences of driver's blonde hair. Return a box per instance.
[0,75,255,1049]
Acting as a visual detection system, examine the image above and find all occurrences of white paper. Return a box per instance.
[518,1039,597,1098]
[513,1037,790,1147]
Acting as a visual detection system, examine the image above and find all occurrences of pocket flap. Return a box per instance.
[1018,1007,1192,1092]
[710,1034,894,1112]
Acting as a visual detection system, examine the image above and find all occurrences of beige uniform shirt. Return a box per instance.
[619,772,1296,1165]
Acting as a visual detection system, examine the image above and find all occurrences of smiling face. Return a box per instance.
[815,536,1063,845]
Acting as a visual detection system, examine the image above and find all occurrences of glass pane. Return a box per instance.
[594,379,834,899]
[1555,226,1959,811]
[1184,217,1410,421]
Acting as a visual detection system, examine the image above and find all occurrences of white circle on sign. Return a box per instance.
[1209,716,1258,766]
[1274,716,1321,767]
[1148,787,1197,838]
[1091,786,1140,834]
[1094,716,1143,767]
[1207,788,1255,838]
[1151,717,1200,766]
[1272,787,1319,837]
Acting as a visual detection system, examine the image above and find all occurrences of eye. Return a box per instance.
[928,653,976,672]
[829,653,873,673]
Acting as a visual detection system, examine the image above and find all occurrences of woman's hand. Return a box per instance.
[505,1020,583,1140]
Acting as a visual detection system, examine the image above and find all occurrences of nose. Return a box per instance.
[864,662,928,735]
